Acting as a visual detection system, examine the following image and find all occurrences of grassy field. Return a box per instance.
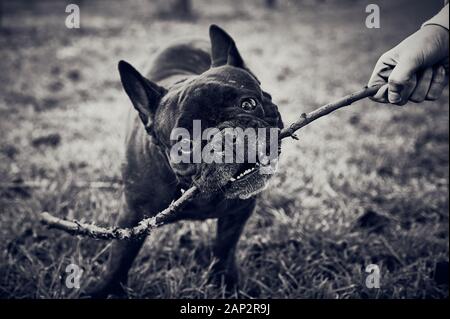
[0,0,448,298]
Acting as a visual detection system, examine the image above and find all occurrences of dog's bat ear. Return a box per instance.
[209,24,245,68]
[118,60,166,129]
[209,25,260,83]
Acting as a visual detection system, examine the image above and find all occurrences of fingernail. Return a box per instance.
[388,91,401,103]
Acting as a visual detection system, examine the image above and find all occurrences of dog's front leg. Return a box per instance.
[211,199,255,292]
[84,201,146,299]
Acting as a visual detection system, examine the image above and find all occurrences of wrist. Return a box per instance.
[421,24,449,41]
[418,25,449,62]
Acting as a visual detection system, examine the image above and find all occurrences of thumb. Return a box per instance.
[388,55,420,105]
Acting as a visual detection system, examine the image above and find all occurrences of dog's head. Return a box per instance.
[119,25,283,200]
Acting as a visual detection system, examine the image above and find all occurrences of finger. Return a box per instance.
[368,60,393,85]
[410,67,433,103]
[388,77,417,105]
[426,65,448,100]
[370,84,389,103]
[368,55,394,103]
[388,55,420,105]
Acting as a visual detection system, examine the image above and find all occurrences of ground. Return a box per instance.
[0,0,448,298]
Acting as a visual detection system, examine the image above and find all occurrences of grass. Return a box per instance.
[0,0,448,298]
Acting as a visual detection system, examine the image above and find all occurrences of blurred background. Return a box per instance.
[0,0,448,298]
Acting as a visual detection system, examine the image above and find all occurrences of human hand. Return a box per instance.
[368,25,449,105]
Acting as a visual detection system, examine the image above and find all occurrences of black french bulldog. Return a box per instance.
[86,25,283,298]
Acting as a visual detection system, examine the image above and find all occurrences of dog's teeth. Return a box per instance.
[180,188,185,194]
[232,166,258,182]
[230,177,236,182]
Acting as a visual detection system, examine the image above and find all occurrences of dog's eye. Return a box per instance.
[241,98,257,111]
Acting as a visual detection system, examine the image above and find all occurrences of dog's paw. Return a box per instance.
[209,263,240,296]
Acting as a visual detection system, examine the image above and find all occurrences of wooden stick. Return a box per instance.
[279,85,381,139]
[40,85,381,240]
[41,186,199,240]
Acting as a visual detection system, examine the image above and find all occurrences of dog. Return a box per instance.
[85,25,283,298]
